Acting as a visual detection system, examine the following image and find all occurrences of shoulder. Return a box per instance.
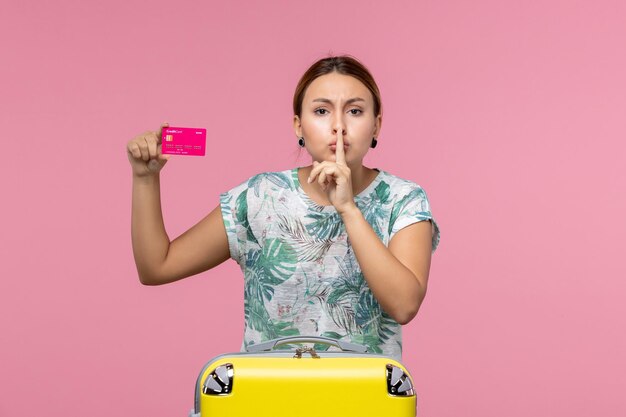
[381,170,440,249]
[222,169,296,198]
[246,169,296,195]
[377,170,428,199]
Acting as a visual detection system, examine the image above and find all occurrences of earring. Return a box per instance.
[371,138,378,148]
[298,137,305,147]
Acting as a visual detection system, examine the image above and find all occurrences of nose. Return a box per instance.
[332,114,346,136]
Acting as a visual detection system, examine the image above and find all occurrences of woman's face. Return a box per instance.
[294,72,381,166]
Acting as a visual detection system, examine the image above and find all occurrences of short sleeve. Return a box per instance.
[219,179,250,265]
[389,185,441,253]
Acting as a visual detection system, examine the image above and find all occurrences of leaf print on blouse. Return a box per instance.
[312,252,399,354]
[244,292,300,342]
[276,213,333,262]
[267,320,301,344]
[248,172,293,197]
[245,239,298,300]
[244,289,273,335]
[235,189,258,246]
[243,238,300,339]
[355,289,398,354]
[305,211,343,241]
[388,186,430,235]
[313,254,361,335]
[359,181,392,241]
[220,193,234,231]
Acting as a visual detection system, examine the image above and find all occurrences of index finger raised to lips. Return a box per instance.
[335,130,346,165]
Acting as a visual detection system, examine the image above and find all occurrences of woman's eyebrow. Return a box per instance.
[312,97,366,105]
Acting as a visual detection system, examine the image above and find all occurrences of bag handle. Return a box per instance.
[246,336,368,353]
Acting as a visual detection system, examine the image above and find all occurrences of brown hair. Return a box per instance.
[293,55,382,118]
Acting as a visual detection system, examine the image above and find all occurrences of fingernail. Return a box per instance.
[307,177,312,183]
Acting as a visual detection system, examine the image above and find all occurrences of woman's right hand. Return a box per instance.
[126,122,171,178]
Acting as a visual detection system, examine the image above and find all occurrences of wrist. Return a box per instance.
[338,203,361,220]
[133,172,160,185]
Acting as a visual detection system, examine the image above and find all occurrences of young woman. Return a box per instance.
[126,55,440,359]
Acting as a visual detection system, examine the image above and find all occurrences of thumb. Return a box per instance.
[147,154,169,173]
[147,159,161,172]
[156,153,170,168]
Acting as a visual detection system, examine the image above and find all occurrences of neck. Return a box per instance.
[348,164,374,194]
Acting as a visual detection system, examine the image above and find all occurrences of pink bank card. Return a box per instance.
[161,126,206,156]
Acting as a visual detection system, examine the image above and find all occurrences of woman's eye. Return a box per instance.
[314,108,328,115]
[349,109,362,115]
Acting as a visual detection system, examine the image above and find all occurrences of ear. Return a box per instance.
[373,114,382,138]
[293,114,302,137]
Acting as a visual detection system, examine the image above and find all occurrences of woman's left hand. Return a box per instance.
[307,131,356,215]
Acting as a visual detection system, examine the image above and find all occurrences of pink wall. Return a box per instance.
[1,0,625,416]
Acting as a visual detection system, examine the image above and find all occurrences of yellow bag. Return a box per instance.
[190,336,417,417]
